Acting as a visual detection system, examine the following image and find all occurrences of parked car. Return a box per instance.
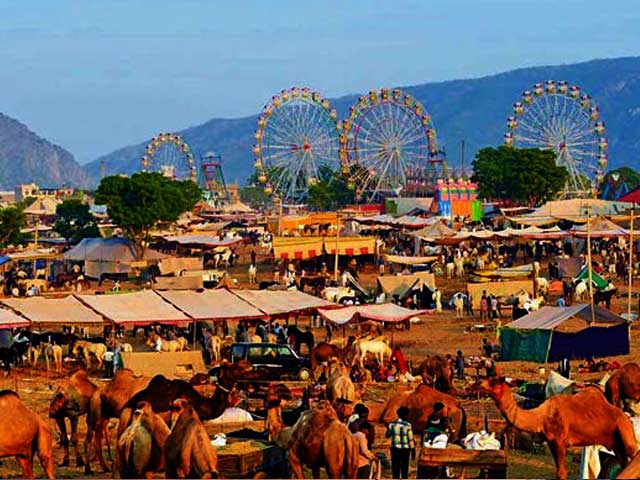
[209,342,311,381]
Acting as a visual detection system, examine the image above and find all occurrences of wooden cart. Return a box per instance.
[214,439,290,479]
[418,447,508,479]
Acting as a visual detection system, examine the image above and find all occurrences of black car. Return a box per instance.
[209,342,312,381]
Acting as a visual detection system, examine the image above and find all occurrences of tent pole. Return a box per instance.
[628,207,635,318]
[192,320,197,349]
[586,207,595,325]
[334,213,341,282]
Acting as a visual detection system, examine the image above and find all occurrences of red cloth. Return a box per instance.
[392,347,408,374]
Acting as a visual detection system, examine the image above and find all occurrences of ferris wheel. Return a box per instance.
[141,132,197,182]
[505,81,608,196]
[253,87,341,202]
[340,88,446,203]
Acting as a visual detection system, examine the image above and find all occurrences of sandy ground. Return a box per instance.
[1,244,638,478]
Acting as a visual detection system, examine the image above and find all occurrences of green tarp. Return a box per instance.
[500,328,552,363]
[574,266,609,289]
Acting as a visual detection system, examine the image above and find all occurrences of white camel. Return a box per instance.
[353,338,392,368]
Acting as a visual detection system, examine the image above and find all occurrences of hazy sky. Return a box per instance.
[1,0,639,164]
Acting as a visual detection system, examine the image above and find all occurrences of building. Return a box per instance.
[14,184,75,203]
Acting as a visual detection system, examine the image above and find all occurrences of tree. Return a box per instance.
[94,172,201,259]
[306,165,355,211]
[54,198,100,244]
[471,146,569,205]
[0,206,25,248]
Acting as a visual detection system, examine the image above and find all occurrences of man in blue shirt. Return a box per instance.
[385,406,415,479]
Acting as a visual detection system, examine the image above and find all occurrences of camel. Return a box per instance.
[326,361,358,404]
[118,360,253,438]
[605,362,640,409]
[353,338,392,368]
[287,400,359,479]
[146,332,186,352]
[72,340,107,370]
[49,369,109,468]
[415,355,456,394]
[379,383,467,441]
[476,376,638,479]
[208,335,222,361]
[165,398,219,479]
[0,390,55,479]
[311,336,356,377]
[117,401,170,479]
[44,344,63,372]
[84,368,152,474]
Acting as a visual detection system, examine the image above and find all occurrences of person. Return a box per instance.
[484,357,498,378]
[557,296,566,307]
[352,421,377,479]
[422,402,451,444]
[378,256,385,275]
[250,249,257,266]
[103,349,115,378]
[481,338,493,358]
[454,293,464,320]
[153,334,163,352]
[480,291,489,321]
[490,295,499,319]
[348,404,375,449]
[465,292,474,316]
[385,406,415,480]
[391,346,412,382]
[455,350,465,380]
[434,288,442,313]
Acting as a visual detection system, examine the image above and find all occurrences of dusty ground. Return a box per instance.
[1,245,637,478]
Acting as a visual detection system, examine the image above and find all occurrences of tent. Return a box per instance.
[157,289,265,321]
[23,197,61,216]
[230,289,336,317]
[0,308,30,329]
[413,222,458,242]
[467,280,533,309]
[377,272,436,298]
[572,216,630,238]
[77,290,190,326]
[63,238,167,279]
[500,305,630,363]
[1,296,103,326]
[574,266,610,289]
[317,303,426,325]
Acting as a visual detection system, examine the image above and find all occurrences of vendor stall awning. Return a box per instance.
[1,296,104,325]
[0,308,30,329]
[318,303,427,324]
[161,235,244,248]
[230,289,336,317]
[76,290,190,325]
[157,289,265,321]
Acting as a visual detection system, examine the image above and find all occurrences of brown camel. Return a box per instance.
[165,398,218,479]
[84,368,152,474]
[379,383,467,440]
[288,400,359,479]
[117,401,170,479]
[415,354,456,394]
[311,336,356,377]
[49,369,110,468]
[326,361,359,404]
[606,362,640,409]
[476,376,638,479]
[118,360,253,438]
[0,390,55,479]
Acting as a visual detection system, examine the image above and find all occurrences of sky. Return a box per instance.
[1,0,639,164]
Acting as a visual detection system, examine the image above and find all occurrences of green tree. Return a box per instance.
[54,198,100,244]
[471,146,569,205]
[95,172,201,259]
[306,165,355,211]
[0,206,25,248]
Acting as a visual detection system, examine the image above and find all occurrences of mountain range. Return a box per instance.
[2,56,640,190]
[0,113,90,190]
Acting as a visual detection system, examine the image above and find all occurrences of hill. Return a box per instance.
[86,57,640,186]
[0,113,90,190]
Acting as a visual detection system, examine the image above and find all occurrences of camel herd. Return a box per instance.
[6,349,640,478]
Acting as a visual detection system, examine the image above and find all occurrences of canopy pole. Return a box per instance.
[628,207,635,318]
[334,213,341,282]
[586,206,595,325]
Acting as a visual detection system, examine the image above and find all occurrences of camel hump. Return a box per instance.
[0,389,19,399]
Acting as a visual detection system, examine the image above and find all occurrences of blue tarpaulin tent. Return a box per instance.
[500,305,629,363]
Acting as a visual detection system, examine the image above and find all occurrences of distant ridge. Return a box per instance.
[0,113,90,190]
[85,56,640,186]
